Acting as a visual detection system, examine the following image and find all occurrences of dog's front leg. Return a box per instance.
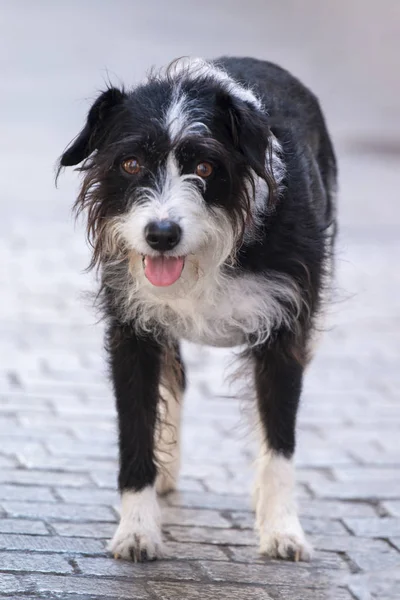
[252,334,312,561]
[107,320,163,562]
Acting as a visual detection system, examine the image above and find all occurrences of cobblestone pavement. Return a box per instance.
[1,2,400,599]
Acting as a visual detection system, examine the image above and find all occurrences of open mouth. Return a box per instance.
[143,255,185,287]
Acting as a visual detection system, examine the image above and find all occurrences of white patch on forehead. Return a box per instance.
[163,57,263,141]
[165,90,210,141]
[168,57,262,110]
[166,93,188,139]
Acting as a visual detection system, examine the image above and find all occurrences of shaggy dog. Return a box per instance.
[59,56,337,562]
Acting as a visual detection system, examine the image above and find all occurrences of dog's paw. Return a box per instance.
[259,528,312,561]
[108,521,163,562]
[110,487,163,562]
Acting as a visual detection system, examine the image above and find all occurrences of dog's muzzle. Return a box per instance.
[143,220,185,287]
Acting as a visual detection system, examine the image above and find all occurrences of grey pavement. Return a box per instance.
[1,2,400,599]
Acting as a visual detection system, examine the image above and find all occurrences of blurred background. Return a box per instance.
[1,0,400,229]
[0,2,399,597]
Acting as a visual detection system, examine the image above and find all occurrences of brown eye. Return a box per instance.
[121,157,141,175]
[195,162,213,178]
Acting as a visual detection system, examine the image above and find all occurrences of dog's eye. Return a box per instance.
[195,162,213,178]
[121,157,141,175]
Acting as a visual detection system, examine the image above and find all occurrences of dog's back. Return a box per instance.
[217,56,337,231]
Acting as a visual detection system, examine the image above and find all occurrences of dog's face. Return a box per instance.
[60,60,279,294]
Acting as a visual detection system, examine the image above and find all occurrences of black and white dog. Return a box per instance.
[59,57,337,562]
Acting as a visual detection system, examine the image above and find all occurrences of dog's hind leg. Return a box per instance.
[155,343,185,495]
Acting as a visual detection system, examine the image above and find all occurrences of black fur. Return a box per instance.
[106,320,161,491]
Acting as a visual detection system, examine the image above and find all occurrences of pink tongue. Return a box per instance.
[144,256,184,287]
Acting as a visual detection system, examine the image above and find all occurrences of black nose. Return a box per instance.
[144,220,182,251]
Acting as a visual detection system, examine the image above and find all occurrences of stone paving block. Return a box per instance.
[163,541,228,561]
[148,582,274,600]
[0,455,18,468]
[381,500,400,516]
[88,470,121,489]
[166,525,257,546]
[166,491,251,512]
[0,518,48,535]
[350,446,400,466]
[0,533,106,554]
[347,545,400,571]
[0,483,55,502]
[53,521,116,539]
[349,574,400,600]
[2,429,74,445]
[310,480,400,500]
[19,412,112,433]
[0,399,50,416]
[204,478,253,496]
[0,597,43,600]
[390,537,400,551]
[0,414,19,428]
[179,463,233,481]
[332,467,400,482]
[45,440,117,460]
[21,574,150,598]
[295,448,356,468]
[76,556,201,581]
[0,574,24,594]
[1,501,117,522]
[298,499,377,518]
[199,560,349,587]
[1,440,47,457]
[0,468,92,487]
[302,518,351,536]
[310,535,393,554]
[0,550,72,574]
[162,507,231,528]
[295,468,335,487]
[42,352,85,372]
[56,487,118,506]
[19,455,117,476]
[264,585,356,600]
[174,478,206,493]
[20,378,110,397]
[343,517,400,538]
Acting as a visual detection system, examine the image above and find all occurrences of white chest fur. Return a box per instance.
[129,269,302,348]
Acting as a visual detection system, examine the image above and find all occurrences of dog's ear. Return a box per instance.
[216,91,270,179]
[60,87,126,167]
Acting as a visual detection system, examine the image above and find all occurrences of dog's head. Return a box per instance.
[59,59,283,293]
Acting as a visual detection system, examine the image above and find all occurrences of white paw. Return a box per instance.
[258,524,312,561]
[108,520,162,562]
[109,487,163,562]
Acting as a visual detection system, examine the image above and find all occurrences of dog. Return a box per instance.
[59,56,337,562]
